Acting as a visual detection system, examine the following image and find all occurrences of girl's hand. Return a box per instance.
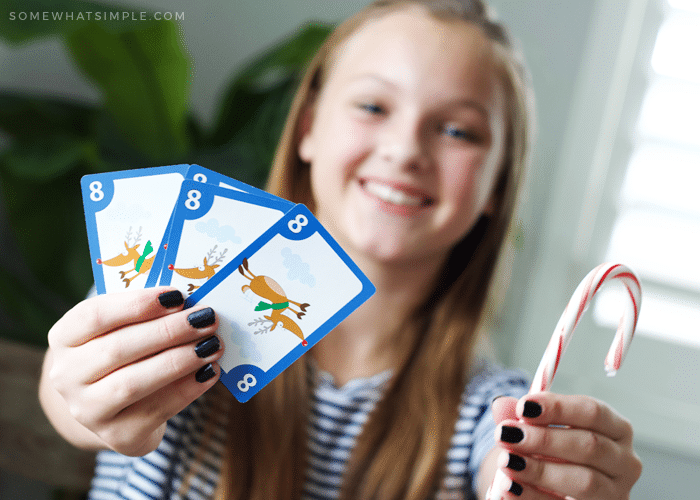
[491,393,642,499]
[40,288,223,456]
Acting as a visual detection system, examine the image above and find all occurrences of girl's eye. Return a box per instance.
[357,102,385,115]
[442,124,482,143]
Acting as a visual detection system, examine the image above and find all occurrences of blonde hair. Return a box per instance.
[209,1,535,499]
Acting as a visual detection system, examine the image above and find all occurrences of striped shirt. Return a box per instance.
[87,361,528,500]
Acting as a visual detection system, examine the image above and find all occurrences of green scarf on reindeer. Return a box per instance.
[255,301,289,311]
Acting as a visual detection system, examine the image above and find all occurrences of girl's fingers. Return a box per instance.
[515,393,633,443]
[495,420,622,478]
[492,394,643,499]
[492,470,562,500]
[79,305,218,384]
[496,450,618,500]
[77,335,224,428]
[93,363,222,456]
[44,287,226,456]
[96,334,223,410]
[49,288,186,348]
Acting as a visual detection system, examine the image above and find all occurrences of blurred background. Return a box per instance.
[0,0,698,498]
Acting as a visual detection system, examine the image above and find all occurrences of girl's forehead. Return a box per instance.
[325,7,498,101]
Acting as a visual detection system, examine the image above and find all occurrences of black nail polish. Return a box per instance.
[195,363,216,383]
[509,481,523,496]
[188,307,215,328]
[506,453,526,471]
[500,425,524,443]
[195,336,220,358]
[523,400,542,418]
[158,290,184,308]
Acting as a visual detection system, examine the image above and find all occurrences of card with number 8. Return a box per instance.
[184,204,375,402]
[145,166,292,288]
[157,181,293,297]
[81,165,191,295]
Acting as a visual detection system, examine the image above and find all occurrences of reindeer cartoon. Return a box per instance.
[98,227,155,288]
[238,258,310,346]
[167,245,228,294]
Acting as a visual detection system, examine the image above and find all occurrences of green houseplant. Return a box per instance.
[0,0,332,347]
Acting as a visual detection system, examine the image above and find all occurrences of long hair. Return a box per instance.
[210,1,536,498]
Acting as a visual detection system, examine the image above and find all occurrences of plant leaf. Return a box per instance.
[3,133,98,181]
[233,23,333,86]
[0,167,93,306]
[0,92,98,138]
[209,23,332,146]
[0,93,101,181]
[65,19,191,162]
[190,140,265,190]
[91,112,156,173]
[0,267,67,347]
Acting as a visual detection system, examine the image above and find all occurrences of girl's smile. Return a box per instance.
[300,7,507,264]
[359,177,434,214]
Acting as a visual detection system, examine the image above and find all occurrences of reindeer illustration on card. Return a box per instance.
[238,257,311,346]
[167,245,228,294]
[157,181,293,296]
[184,204,375,403]
[98,226,156,288]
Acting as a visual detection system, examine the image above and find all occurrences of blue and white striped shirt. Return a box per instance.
[87,361,528,500]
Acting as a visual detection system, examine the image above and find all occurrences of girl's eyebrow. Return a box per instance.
[345,73,399,88]
[345,74,490,119]
[451,99,490,119]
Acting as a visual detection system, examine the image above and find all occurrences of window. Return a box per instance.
[509,0,700,474]
[594,0,700,349]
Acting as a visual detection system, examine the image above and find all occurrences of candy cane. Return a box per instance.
[486,263,641,500]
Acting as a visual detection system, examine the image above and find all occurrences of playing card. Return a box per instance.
[184,204,375,402]
[157,180,294,296]
[145,165,288,287]
[81,164,191,295]
[184,164,281,202]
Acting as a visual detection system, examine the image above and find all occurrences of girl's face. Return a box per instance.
[300,8,507,264]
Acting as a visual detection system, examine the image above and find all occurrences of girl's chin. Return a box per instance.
[346,233,449,266]
[320,207,453,264]
[335,231,404,262]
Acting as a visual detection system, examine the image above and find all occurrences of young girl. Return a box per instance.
[39,1,642,499]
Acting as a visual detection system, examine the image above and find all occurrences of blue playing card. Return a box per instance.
[184,204,375,402]
[81,165,191,295]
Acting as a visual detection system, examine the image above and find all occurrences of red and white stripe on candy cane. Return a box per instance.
[531,263,641,394]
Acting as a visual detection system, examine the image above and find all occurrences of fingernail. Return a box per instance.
[500,425,524,443]
[188,307,215,328]
[506,453,526,471]
[509,480,523,496]
[158,290,184,308]
[492,395,505,405]
[195,363,216,383]
[195,336,220,358]
[523,400,542,418]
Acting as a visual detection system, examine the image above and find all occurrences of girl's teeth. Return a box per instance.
[364,181,423,206]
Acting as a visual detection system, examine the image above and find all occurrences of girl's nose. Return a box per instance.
[377,119,430,172]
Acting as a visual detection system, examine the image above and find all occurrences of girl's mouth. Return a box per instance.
[360,179,433,208]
